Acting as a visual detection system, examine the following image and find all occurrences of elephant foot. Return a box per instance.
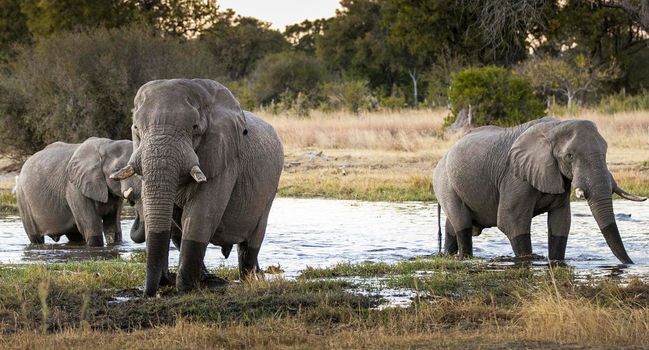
[87,235,104,247]
[201,273,230,290]
[509,234,532,257]
[160,271,177,287]
[548,235,568,260]
[456,228,473,258]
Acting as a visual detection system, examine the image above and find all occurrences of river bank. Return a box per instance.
[0,257,648,349]
[0,109,647,208]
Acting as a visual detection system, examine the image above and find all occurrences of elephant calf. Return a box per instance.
[16,137,143,246]
[433,117,646,263]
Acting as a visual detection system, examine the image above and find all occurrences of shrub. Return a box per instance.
[380,85,408,111]
[445,66,545,127]
[250,51,324,106]
[597,90,649,114]
[321,80,374,113]
[0,25,225,156]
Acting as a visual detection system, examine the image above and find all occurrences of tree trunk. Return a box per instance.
[408,68,418,107]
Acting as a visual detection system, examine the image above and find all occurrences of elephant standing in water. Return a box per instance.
[433,117,646,263]
[16,138,143,246]
[111,79,283,296]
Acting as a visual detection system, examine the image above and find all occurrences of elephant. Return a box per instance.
[16,137,144,246]
[111,79,283,296]
[433,117,646,263]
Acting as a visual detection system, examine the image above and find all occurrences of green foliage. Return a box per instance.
[0,0,31,61]
[446,66,545,127]
[597,90,649,114]
[380,85,408,111]
[284,18,330,54]
[201,15,289,80]
[250,51,324,105]
[321,80,375,113]
[20,0,136,37]
[0,25,224,155]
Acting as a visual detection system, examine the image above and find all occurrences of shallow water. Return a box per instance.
[0,198,648,280]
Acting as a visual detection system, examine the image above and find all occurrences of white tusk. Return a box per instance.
[123,187,133,199]
[110,165,135,180]
[575,188,585,199]
[190,165,207,183]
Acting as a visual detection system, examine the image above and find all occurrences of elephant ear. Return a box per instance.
[508,120,565,194]
[192,79,247,178]
[66,138,109,203]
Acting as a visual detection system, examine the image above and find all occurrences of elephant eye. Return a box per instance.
[566,153,574,161]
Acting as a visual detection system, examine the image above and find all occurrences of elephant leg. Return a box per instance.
[548,202,571,260]
[65,231,84,242]
[238,241,261,278]
[177,174,237,293]
[66,189,103,247]
[27,233,44,244]
[18,201,44,244]
[170,206,212,282]
[444,218,458,255]
[498,188,536,258]
[238,200,272,279]
[102,203,123,244]
[509,234,532,257]
[456,228,473,258]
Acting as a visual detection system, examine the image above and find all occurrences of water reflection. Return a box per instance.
[0,198,647,280]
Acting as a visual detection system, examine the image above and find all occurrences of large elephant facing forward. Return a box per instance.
[111,79,283,296]
[16,138,143,246]
[433,117,646,263]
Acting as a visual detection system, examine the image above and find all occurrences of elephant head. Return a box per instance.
[110,79,247,296]
[509,119,646,264]
[67,137,144,243]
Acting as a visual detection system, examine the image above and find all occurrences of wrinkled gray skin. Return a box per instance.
[111,79,283,296]
[433,117,646,263]
[16,138,144,246]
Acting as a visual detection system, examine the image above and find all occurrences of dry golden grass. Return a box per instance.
[261,108,649,201]
[520,295,649,347]
[260,109,451,152]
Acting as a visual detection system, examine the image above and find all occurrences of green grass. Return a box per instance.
[2,258,649,348]
[0,190,17,213]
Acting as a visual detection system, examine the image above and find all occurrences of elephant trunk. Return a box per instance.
[130,207,145,243]
[141,134,183,296]
[588,195,633,264]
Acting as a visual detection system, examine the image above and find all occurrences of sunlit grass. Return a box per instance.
[2,258,649,348]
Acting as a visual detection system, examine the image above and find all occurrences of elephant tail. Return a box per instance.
[437,203,442,254]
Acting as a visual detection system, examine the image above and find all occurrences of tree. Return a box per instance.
[133,0,221,37]
[599,0,649,32]
[0,0,31,61]
[284,18,329,54]
[201,15,289,80]
[20,0,136,37]
[517,55,621,107]
[250,51,324,105]
[447,66,545,127]
[316,0,398,92]
[0,25,223,156]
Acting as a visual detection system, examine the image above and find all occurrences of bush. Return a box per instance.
[321,80,375,113]
[250,51,324,106]
[380,85,408,111]
[445,66,545,127]
[597,90,649,114]
[0,25,225,156]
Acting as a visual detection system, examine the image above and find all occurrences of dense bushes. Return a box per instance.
[250,51,324,106]
[597,90,649,114]
[0,25,224,155]
[445,66,545,127]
